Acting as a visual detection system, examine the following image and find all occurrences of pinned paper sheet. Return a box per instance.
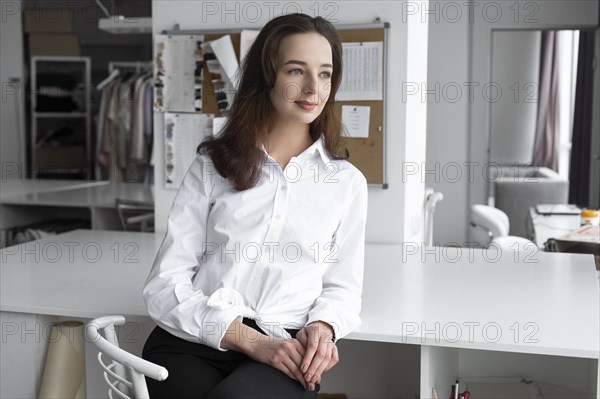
[336,42,383,101]
[165,113,214,189]
[342,105,371,138]
[154,34,205,112]
[213,116,227,137]
[207,35,240,89]
[240,30,260,64]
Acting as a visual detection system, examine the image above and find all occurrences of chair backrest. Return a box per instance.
[115,199,155,232]
[85,316,168,399]
[493,166,568,237]
[470,204,510,247]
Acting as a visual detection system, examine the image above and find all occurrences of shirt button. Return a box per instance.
[281,185,287,191]
[275,214,281,220]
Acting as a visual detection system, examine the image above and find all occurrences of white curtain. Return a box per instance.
[532,31,561,171]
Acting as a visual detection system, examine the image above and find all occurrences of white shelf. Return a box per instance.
[34,112,87,118]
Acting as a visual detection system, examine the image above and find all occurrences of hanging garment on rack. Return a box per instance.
[131,78,153,162]
[95,66,154,182]
[97,80,118,169]
[96,79,114,162]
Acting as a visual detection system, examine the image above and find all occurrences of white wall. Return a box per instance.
[152,1,430,247]
[426,0,599,245]
[0,0,26,180]
[425,0,471,245]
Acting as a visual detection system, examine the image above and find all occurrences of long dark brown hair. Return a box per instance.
[197,13,347,191]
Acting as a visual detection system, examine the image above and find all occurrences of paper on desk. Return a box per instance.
[342,105,370,138]
[336,41,383,101]
[240,30,260,65]
[165,113,214,189]
[558,225,600,242]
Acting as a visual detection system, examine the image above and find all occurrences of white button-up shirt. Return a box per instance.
[143,135,368,351]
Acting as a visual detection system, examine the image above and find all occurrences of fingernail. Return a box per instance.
[302,364,308,373]
[306,374,312,381]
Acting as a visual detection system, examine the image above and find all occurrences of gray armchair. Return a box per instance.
[493,166,569,238]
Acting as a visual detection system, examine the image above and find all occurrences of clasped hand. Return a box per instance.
[246,321,338,391]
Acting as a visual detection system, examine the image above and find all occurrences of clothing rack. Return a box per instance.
[95,61,154,182]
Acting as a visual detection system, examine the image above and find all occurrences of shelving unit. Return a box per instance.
[30,56,92,179]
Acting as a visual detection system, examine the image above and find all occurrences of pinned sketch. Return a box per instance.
[342,105,370,138]
[336,42,383,101]
[154,34,205,112]
[164,113,214,188]
[240,30,260,65]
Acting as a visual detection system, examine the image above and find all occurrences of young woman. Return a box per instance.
[142,13,368,398]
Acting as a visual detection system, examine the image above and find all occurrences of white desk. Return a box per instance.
[528,207,581,248]
[1,230,599,398]
[0,180,153,232]
[0,178,107,201]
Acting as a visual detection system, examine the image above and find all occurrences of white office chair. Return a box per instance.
[85,316,168,399]
[470,204,537,251]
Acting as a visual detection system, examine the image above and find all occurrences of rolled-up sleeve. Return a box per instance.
[142,155,242,351]
[306,173,368,341]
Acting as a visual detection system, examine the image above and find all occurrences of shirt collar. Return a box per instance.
[308,134,331,164]
[259,134,331,164]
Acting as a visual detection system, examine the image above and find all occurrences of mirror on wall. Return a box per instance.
[488,29,580,180]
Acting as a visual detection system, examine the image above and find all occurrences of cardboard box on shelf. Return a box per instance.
[36,145,86,171]
[23,8,74,33]
[29,34,80,57]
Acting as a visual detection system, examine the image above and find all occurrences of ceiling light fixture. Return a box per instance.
[95,0,152,34]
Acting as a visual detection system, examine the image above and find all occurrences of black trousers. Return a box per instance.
[142,318,320,399]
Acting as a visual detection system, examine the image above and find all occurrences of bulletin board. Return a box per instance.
[335,25,388,188]
[157,21,389,188]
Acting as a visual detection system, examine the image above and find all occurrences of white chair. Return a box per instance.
[85,316,168,399]
[115,199,155,232]
[470,204,537,251]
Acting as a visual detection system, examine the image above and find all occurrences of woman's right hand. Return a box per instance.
[246,335,310,389]
[221,320,310,389]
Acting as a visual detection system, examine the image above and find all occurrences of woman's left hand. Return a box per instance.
[296,321,339,390]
